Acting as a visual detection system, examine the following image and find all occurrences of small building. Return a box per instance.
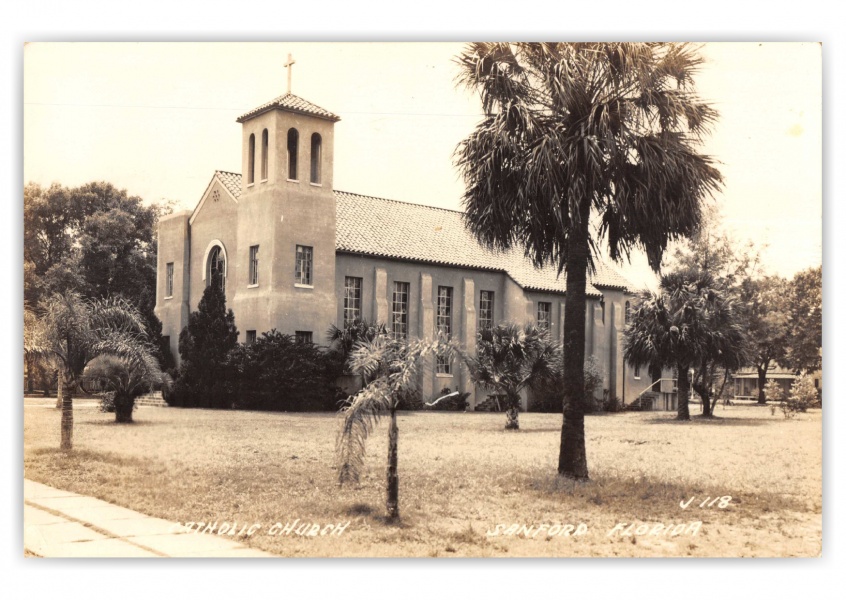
[732,367,796,401]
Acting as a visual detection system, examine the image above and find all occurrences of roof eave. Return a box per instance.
[236,105,341,124]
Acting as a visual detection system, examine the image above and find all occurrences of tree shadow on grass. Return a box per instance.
[643,415,773,427]
[522,471,812,518]
[81,419,162,427]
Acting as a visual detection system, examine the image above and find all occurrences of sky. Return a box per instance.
[23,42,822,289]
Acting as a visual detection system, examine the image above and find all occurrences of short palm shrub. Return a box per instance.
[84,351,165,423]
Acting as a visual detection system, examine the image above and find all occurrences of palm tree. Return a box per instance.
[36,292,149,449]
[336,334,456,520]
[326,317,387,373]
[623,270,746,420]
[82,351,167,423]
[464,323,562,430]
[455,43,722,478]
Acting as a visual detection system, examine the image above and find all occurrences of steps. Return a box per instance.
[135,392,168,408]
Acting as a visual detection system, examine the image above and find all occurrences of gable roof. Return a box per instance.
[236,93,341,123]
[189,170,241,225]
[193,172,633,295]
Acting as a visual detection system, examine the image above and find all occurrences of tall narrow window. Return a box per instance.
[310,133,322,184]
[436,286,453,374]
[248,133,255,184]
[479,290,494,331]
[392,281,410,339]
[207,245,225,292]
[295,331,313,345]
[295,245,312,285]
[246,330,257,346]
[287,128,299,180]
[634,364,641,379]
[249,245,259,286]
[165,262,174,297]
[537,302,551,331]
[625,300,631,324]
[343,276,362,327]
[261,129,268,180]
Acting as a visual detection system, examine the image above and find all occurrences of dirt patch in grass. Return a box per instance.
[24,402,821,557]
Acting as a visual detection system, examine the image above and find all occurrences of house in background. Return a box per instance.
[732,364,822,402]
[154,86,667,410]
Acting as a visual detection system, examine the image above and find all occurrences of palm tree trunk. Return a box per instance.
[677,362,691,421]
[558,197,591,480]
[60,371,74,451]
[505,392,520,430]
[114,393,135,423]
[55,369,63,409]
[386,407,399,520]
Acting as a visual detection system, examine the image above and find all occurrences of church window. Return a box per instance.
[310,133,322,184]
[537,302,551,331]
[261,129,269,180]
[295,245,312,285]
[207,245,226,293]
[287,128,299,180]
[248,134,256,184]
[165,262,174,298]
[249,245,259,286]
[634,364,641,379]
[436,286,453,374]
[479,290,494,331]
[392,281,410,339]
[295,331,313,345]
[246,330,257,346]
[343,276,362,327]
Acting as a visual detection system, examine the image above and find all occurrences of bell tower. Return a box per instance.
[230,58,340,343]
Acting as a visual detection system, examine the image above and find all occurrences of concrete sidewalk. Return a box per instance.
[24,479,274,558]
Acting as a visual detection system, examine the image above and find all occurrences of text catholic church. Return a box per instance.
[154,67,659,410]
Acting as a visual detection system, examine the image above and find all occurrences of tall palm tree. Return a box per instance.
[336,334,456,520]
[36,292,149,449]
[464,323,562,430]
[623,270,746,420]
[455,43,722,478]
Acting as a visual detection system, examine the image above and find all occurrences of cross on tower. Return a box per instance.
[284,53,296,94]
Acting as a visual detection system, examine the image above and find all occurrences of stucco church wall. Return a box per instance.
[154,210,192,362]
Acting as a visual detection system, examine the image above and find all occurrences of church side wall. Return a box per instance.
[154,210,192,365]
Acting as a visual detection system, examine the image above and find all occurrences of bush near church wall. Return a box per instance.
[226,330,345,412]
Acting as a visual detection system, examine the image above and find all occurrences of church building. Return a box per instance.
[154,76,668,411]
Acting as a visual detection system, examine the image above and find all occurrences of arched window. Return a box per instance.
[310,132,322,184]
[261,129,268,180]
[247,134,255,184]
[207,245,226,293]
[287,128,299,180]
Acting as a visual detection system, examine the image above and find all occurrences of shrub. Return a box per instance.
[786,376,818,413]
[763,380,785,404]
[173,273,238,408]
[227,330,343,412]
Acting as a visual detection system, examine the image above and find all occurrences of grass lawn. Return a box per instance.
[23,399,821,557]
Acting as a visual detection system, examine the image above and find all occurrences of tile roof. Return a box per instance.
[335,191,633,295]
[202,172,633,295]
[236,93,341,123]
[215,170,242,200]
